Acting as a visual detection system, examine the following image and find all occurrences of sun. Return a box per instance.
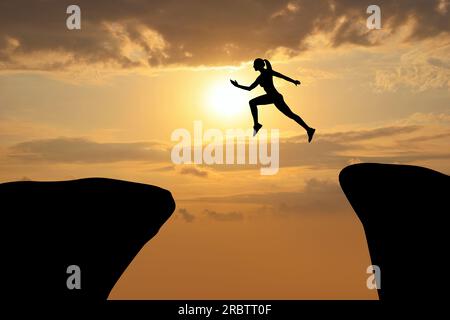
[206,82,248,117]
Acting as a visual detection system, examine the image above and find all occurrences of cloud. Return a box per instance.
[6,114,450,171]
[372,36,450,92]
[301,125,421,143]
[398,112,450,126]
[178,208,195,222]
[295,22,450,93]
[8,137,169,163]
[0,0,448,71]
[270,1,300,19]
[179,166,208,178]
[196,121,450,173]
[0,117,71,144]
[192,179,348,215]
[297,67,337,85]
[282,124,450,168]
[281,123,450,168]
[147,165,175,172]
[204,209,244,221]
[436,0,450,15]
[399,131,450,143]
[175,208,244,222]
[428,57,450,69]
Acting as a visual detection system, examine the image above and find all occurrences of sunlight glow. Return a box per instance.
[206,82,248,117]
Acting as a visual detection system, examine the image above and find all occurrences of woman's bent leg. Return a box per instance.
[249,94,273,126]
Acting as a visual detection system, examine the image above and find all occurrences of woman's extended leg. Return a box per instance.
[275,98,315,142]
[249,94,273,135]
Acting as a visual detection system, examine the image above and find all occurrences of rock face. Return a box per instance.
[339,163,449,301]
[0,178,175,301]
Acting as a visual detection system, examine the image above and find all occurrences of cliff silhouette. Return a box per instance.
[2,164,447,305]
[339,163,449,302]
[0,178,175,301]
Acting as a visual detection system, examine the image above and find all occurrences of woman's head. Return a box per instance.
[253,58,265,71]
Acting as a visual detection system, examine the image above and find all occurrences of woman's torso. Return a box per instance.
[258,70,279,96]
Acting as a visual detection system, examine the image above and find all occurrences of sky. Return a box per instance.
[1,0,449,299]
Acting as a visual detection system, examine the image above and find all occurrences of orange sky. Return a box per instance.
[0,0,449,299]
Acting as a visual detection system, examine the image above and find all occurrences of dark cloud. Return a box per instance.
[9,137,169,163]
[428,57,450,69]
[178,208,195,222]
[204,209,244,221]
[0,0,448,70]
[148,165,175,172]
[179,166,208,178]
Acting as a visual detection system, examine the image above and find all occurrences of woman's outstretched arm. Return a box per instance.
[264,59,300,85]
[230,78,259,91]
[272,70,301,85]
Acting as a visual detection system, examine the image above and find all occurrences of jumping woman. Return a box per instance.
[230,58,315,142]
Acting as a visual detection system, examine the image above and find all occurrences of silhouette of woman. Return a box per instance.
[230,58,315,142]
